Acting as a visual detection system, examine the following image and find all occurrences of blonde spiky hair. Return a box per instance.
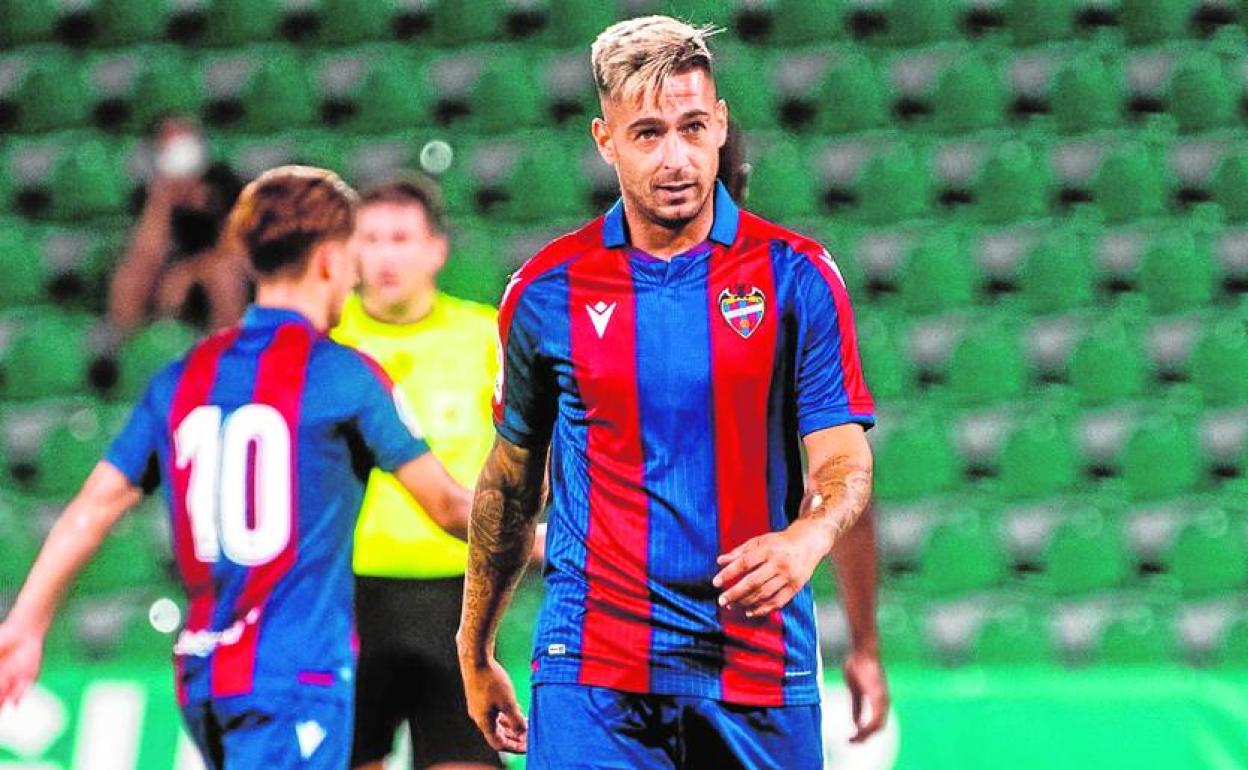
[590,15,723,105]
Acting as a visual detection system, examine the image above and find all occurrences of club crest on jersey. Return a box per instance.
[719,286,766,339]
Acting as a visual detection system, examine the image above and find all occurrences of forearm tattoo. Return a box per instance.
[460,438,547,661]
[803,454,874,542]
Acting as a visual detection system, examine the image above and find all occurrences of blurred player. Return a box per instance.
[331,178,501,770]
[0,166,473,770]
[457,16,889,770]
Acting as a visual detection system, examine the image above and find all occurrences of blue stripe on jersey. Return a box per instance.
[632,254,723,699]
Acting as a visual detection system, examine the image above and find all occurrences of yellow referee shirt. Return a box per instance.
[332,291,498,579]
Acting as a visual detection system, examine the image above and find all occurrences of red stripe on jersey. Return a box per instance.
[493,219,602,426]
[801,250,875,416]
[568,253,652,693]
[349,348,394,389]
[168,328,239,705]
[211,323,315,698]
[708,245,787,706]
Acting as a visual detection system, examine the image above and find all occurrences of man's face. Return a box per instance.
[593,67,728,231]
[353,202,448,309]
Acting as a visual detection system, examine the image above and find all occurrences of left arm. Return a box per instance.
[714,423,873,617]
[831,504,890,743]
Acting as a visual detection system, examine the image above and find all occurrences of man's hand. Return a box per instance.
[459,655,528,754]
[714,518,831,618]
[843,647,889,743]
[0,619,45,711]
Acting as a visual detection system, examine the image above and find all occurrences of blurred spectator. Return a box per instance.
[717,120,750,200]
[108,117,247,335]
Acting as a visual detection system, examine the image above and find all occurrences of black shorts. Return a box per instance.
[351,575,502,769]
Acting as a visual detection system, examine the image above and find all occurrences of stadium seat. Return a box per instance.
[888,0,960,46]
[1050,53,1125,135]
[1212,153,1248,222]
[1166,510,1248,595]
[714,45,777,131]
[354,54,435,132]
[1122,416,1202,500]
[1018,229,1096,314]
[771,0,847,44]
[439,222,513,306]
[1121,0,1196,45]
[548,0,618,47]
[0,492,39,596]
[207,0,281,45]
[748,140,818,221]
[1215,616,1248,667]
[113,320,199,402]
[818,52,889,136]
[14,51,91,133]
[1169,50,1237,134]
[96,0,169,45]
[1138,229,1215,314]
[1006,0,1077,46]
[1044,512,1133,595]
[1190,321,1248,406]
[131,50,205,131]
[915,515,1007,595]
[932,55,1007,135]
[1095,605,1176,664]
[240,49,316,133]
[49,138,128,220]
[77,519,162,596]
[947,326,1028,406]
[505,138,591,221]
[871,416,960,502]
[434,0,504,45]
[1093,143,1167,224]
[470,55,544,135]
[999,415,1080,500]
[972,606,1053,664]
[0,220,45,308]
[1069,322,1148,405]
[856,143,933,224]
[857,316,914,401]
[318,0,396,44]
[0,0,58,45]
[898,230,977,314]
[31,406,110,496]
[0,312,92,400]
[975,141,1051,224]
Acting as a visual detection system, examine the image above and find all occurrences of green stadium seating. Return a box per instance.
[878,601,927,663]
[818,52,889,136]
[932,55,1007,135]
[16,51,91,133]
[1018,229,1096,314]
[434,0,505,45]
[1190,320,1248,406]
[113,319,199,402]
[976,141,1051,224]
[96,0,169,46]
[1006,0,1077,46]
[0,492,40,596]
[506,139,591,221]
[1122,416,1202,500]
[1138,228,1215,314]
[1096,605,1176,664]
[947,326,1028,405]
[471,55,544,135]
[856,143,933,224]
[749,140,818,221]
[889,0,960,47]
[714,45,777,131]
[0,220,45,308]
[999,415,1080,500]
[1050,53,1124,135]
[549,0,618,48]
[1215,616,1248,667]
[1093,143,1167,224]
[1044,512,1132,595]
[0,0,58,46]
[352,52,434,132]
[240,49,316,133]
[915,514,1007,595]
[0,312,91,400]
[131,49,205,131]
[972,606,1053,664]
[319,0,396,45]
[871,415,960,502]
[898,230,977,314]
[1169,50,1237,134]
[1121,0,1197,45]
[772,0,847,44]
[31,406,111,496]
[1166,510,1248,595]
[1069,322,1148,405]
[49,138,128,220]
[207,0,281,45]
[439,222,513,306]
[1212,153,1248,222]
[857,316,914,401]
[78,518,162,596]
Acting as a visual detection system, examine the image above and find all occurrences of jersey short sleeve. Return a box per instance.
[791,246,876,436]
[493,282,557,448]
[104,383,161,489]
[347,351,431,472]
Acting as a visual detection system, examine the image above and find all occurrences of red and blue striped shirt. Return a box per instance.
[106,306,428,704]
[494,181,875,707]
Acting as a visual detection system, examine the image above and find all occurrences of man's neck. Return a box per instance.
[623,194,715,260]
[361,284,437,326]
[254,283,329,331]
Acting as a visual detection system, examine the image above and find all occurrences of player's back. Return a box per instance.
[107,306,428,705]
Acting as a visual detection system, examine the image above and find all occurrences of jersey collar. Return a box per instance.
[242,305,318,331]
[602,180,740,249]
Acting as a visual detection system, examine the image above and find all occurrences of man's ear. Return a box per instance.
[715,98,729,150]
[310,240,335,281]
[591,116,616,167]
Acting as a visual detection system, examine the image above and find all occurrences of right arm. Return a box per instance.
[392,452,473,541]
[0,463,141,708]
[456,435,548,753]
[109,178,184,334]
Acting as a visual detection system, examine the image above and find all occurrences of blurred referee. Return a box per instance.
[332,177,503,770]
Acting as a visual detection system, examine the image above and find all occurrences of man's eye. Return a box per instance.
[683,122,705,133]
[637,129,659,140]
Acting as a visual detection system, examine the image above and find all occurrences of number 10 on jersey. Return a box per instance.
[174,404,294,567]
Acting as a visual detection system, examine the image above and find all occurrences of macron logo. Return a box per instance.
[586,301,617,339]
[295,720,326,760]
